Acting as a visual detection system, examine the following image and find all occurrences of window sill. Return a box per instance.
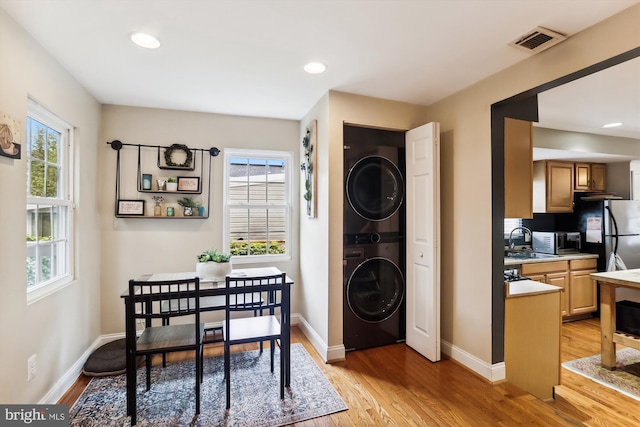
[27,274,75,305]
[231,254,291,265]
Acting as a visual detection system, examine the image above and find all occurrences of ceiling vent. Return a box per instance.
[509,26,567,54]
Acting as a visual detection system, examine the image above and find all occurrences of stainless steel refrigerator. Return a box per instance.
[575,198,640,302]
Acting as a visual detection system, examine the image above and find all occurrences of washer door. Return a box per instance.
[347,257,404,322]
[346,156,404,221]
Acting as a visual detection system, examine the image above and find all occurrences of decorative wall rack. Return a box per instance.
[108,140,220,219]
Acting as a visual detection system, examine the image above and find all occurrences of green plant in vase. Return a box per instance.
[166,176,178,191]
[196,249,232,279]
[177,196,198,216]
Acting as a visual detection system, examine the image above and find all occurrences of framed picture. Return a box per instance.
[177,176,200,192]
[117,199,145,216]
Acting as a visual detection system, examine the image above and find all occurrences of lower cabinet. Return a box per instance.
[521,258,597,319]
[521,261,569,316]
[568,259,598,315]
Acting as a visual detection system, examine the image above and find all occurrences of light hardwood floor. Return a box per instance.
[60,319,640,426]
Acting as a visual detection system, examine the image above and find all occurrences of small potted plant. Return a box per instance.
[196,249,232,279]
[166,177,178,191]
[177,196,198,216]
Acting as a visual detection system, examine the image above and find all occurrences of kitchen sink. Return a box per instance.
[504,250,559,260]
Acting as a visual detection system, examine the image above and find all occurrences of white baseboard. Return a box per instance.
[295,315,345,362]
[441,339,506,382]
[40,333,123,404]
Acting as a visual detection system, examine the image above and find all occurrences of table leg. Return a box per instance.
[600,282,617,370]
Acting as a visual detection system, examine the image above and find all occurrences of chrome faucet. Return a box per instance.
[508,226,532,250]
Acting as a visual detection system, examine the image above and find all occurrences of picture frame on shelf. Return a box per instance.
[177,176,200,192]
[117,199,145,216]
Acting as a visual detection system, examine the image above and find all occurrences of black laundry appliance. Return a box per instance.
[343,234,406,351]
[343,125,406,350]
[343,125,405,235]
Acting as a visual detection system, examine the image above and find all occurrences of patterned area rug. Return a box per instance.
[562,347,640,401]
[70,343,347,426]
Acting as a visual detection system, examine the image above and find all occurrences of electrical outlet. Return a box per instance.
[27,354,37,381]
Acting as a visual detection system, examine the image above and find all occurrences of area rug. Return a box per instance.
[70,343,347,426]
[562,347,640,402]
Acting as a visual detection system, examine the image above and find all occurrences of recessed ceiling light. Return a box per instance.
[130,32,160,49]
[602,122,623,128]
[304,62,327,74]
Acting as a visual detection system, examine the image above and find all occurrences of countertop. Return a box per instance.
[591,268,640,288]
[504,252,598,267]
[505,280,563,298]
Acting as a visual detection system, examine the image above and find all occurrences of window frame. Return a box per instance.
[26,99,75,303]
[223,148,292,264]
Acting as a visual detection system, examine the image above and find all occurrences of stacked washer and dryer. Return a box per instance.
[343,125,406,351]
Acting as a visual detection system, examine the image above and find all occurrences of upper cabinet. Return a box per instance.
[504,118,533,219]
[533,160,575,213]
[575,162,606,192]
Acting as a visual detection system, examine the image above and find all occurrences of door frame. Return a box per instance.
[490,47,640,364]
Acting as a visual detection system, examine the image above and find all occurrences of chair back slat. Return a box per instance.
[128,277,201,321]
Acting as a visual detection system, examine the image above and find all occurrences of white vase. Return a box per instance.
[196,261,232,280]
[166,182,178,192]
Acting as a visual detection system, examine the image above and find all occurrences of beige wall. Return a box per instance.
[99,105,300,335]
[534,127,640,158]
[426,4,640,366]
[0,9,101,403]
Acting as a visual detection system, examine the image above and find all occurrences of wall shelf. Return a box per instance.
[108,140,219,219]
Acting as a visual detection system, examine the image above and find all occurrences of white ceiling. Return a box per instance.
[1,0,638,141]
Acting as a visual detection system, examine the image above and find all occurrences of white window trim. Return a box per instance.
[26,99,75,304]
[223,148,292,264]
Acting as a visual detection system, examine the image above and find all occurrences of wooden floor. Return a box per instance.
[60,319,640,426]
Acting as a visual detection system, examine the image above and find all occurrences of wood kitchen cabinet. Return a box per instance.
[568,259,598,315]
[504,118,533,219]
[521,261,569,316]
[533,161,574,213]
[521,258,598,319]
[575,162,606,192]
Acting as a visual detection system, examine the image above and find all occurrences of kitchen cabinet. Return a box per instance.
[568,259,598,315]
[521,261,569,316]
[521,258,598,319]
[533,161,574,213]
[575,162,606,192]
[504,118,533,219]
[505,280,561,401]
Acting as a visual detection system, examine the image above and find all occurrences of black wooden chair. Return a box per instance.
[125,276,204,425]
[223,272,287,409]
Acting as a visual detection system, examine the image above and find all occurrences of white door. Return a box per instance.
[405,122,441,362]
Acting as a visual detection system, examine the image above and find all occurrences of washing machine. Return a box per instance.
[343,234,406,351]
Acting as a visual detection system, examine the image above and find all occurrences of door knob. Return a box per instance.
[419,252,424,257]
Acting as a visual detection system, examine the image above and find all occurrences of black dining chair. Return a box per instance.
[223,272,287,409]
[125,276,204,425]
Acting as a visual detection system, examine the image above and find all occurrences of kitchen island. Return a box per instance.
[590,269,640,370]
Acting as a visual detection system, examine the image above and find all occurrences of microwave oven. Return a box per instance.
[532,231,582,255]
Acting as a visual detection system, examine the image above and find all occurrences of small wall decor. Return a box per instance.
[117,200,145,216]
[300,120,317,217]
[0,112,22,159]
[163,143,193,168]
[177,176,200,192]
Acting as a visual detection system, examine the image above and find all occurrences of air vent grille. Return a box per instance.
[509,26,567,54]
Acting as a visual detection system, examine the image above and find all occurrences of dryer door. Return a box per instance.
[346,155,404,221]
[346,257,404,322]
